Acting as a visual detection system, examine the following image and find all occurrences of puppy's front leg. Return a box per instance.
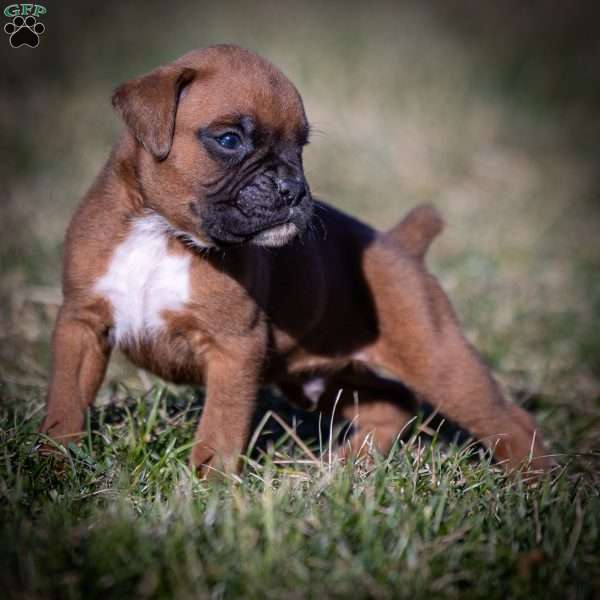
[191,341,264,477]
[40,305,111,449]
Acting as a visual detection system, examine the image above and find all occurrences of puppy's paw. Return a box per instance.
[190,443,214,478]
[190,443,241,480]
[494,405,557,477]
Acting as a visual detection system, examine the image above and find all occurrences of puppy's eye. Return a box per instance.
[216,133,242,150]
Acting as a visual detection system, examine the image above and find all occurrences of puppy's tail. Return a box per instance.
[386,204,444,260]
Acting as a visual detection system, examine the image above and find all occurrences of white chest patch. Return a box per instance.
[95,215,191,346]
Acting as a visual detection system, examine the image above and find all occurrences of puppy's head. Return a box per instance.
[112,45,312,248]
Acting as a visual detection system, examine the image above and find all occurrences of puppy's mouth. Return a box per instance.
[200,175,313,247]
[248,217,301,247]
[211,207,308,247]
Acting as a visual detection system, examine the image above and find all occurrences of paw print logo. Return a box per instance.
[4,15,45,48]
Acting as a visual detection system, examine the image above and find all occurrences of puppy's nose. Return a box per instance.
[277,178,305,206]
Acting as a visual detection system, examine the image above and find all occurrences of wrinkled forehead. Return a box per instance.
[177,47,307,141]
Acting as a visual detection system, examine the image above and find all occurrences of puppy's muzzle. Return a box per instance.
[237,173,307,214]
[277,177,306,207]
[200,171,312,247]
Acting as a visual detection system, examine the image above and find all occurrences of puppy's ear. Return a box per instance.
[112,65,196,160]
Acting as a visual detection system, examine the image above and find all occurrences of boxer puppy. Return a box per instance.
[40,45,553,475]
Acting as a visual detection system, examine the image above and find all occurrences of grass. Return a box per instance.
[0,384,598,599]
[1,2,599,598]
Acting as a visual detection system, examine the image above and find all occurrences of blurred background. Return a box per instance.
[1,1,599,457]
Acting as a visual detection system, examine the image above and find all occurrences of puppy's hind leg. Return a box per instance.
[333,370,417,461]
[286,367,417,460]
[362,247,554,474]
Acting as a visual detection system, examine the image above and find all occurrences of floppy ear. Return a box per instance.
[112,65,196,160]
